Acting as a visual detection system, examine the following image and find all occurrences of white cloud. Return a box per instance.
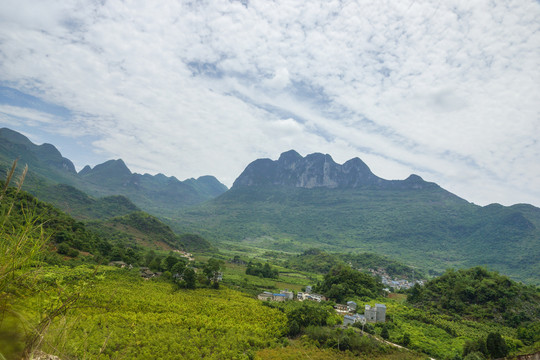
[0,104,59,125]
[0,0,539,206]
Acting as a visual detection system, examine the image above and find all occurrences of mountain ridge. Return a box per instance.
[233,149,439,191]
[0,127,228,216]
[172,151,539,284]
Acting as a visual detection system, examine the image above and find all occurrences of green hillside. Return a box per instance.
[172,186,540,284]
[407,267,540,327]
[91,211,213,252]
[0,179,112,262]
[0,128,227,217]
[284,248,426,278]
[37,184,140,220]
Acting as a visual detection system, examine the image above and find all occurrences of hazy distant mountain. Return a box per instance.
[0,127,228,218]
[174,150,540,284]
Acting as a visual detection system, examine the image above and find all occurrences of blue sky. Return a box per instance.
[0,0,539,207]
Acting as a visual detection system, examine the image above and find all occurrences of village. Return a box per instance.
[257,286,387,327]
[367,267,425,291]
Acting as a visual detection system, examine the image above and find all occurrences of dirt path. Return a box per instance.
[379,337,436,360]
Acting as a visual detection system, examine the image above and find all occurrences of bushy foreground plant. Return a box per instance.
[0,161,85,359]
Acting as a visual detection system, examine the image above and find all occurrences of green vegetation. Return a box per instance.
[0,178,112,264]
[363,298,527,359]
[285,248,426,278]
[246,261,279,279]
[106,211,186,250]
[314,265,383,302]
[178,233,214,252]
[0,128,228,231]
[219,260,316,296]
[257,338,425,360]
[284,248,340,273]
[0,161,83,359]
[303,326,390,355]
[407,267,540,327]
[37,184,140,220]
[87,213,212,257]
[263,300,339,336]
[9,267,287,360]
[173,186,540,284]
[2,139,540,359]
[261,300,411,358]
[517,321,540,346]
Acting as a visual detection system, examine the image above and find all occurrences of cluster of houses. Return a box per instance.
[258,285,330,303]
[140,267,162,280]
[172,249,194,261]
[108,261,132,269]
[367,267,425,290]
[257,290,294,302]
[381,277,425,291]
[107,262,164,280]
[257,287,386,327]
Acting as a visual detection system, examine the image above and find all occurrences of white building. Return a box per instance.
[364,304,386,323]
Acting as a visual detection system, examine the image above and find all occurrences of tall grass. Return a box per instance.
[0,160,49,359]
[0,160,45,293]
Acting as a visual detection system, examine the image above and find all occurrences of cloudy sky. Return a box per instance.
[0,0,539,207]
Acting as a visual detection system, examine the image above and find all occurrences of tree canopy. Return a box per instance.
[314,265,382,303]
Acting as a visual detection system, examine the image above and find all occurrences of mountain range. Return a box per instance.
[175,150,540,283]
[1,127,538,283]
[0,127,227,217]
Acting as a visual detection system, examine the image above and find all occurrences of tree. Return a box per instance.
[380,325,389,340]
[245,261,278,279]
[57,243,70,255]
[286,302,333,329]
[148,257,161,271]
[401,332,411,347]
[171,261,186,277]
[463,338,487,358]
[164,255,179,271]
[314,265,382,301]
[486,332,508,359]
[203,258,223,285]
[145,250,156,266]
[182,268,196,289]
[517,322,540,345]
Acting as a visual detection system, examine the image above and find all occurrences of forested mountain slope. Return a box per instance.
[174,151,540,284]
[0,127,227,217]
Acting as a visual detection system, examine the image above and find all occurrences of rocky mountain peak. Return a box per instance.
[233,150,384,189]
[79,159,132,184]
[278,149,303,164]
[232,150,439,191]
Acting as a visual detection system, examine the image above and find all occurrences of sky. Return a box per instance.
[0,0,539,207]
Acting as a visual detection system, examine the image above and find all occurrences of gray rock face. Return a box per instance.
[233,150,434,190]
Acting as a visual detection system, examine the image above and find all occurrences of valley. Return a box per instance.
[1,127,539,359]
